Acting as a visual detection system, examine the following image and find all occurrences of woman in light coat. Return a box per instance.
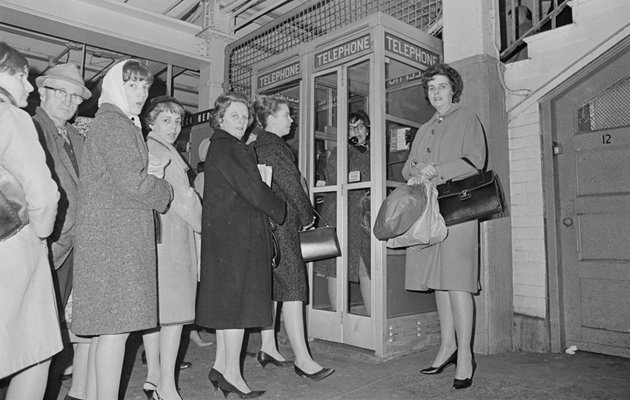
[402,63,485,390]
[143,96,202,400]
[0,41,61,400]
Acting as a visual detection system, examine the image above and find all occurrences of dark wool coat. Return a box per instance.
[196,129,286,329]
[33,107,84,308]
[314,144,371,281]
[251,131,313,302]
[72,103,172,335]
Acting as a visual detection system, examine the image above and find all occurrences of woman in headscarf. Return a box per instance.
[0,41,61,400]
[72,59,172,399]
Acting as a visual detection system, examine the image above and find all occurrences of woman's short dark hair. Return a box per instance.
[349,110,370,130]
[122,59,153,85]
[0,42,28,76]
[253,94,289,129]
[422,63,464,103]
[144,95,185,127]
[211,92,252,129]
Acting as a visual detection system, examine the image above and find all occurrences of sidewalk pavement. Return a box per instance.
[55,331,630,400]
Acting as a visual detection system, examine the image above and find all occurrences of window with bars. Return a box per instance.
[577,75,630,132]
[226,0,442,97]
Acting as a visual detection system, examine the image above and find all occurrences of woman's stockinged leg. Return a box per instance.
[142,329,161,388]
[284,301,322,374]
[433,290,458,367]
[86,336,98,400]
[68,342,90,399]
[5,359,51,400]
[95,332,129,400]
[222,329,250,393]
[213,330,226,373]
[260,301,286,361]
[449,290,474,379]
[159,324,184,400]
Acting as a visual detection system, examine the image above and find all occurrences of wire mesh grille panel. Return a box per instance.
[227,0,442,97]
[577,75,630,132]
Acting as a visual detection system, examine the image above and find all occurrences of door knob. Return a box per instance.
[562,217,573,227]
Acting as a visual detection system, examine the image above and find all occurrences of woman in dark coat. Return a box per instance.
[314,110,372,315]
[196,92,286,398]
[251,94,334,382]
[72,60,172,399]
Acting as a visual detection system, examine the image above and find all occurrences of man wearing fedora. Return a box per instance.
[32,64,91,400]
[33,63,90,312]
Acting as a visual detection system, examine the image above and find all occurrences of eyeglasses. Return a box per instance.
[348,122,366,132]
[44,86,84,105]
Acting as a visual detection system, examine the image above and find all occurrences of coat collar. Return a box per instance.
[147,131,189,172]
[431,102,462,124]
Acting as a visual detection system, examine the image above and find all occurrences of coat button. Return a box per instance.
[427,147,432,153]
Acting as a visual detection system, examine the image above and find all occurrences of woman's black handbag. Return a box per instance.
[0,164,29,241]
[437,157,506,226]
[299,210,341,262]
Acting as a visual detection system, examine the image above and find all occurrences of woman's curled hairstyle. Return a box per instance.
[0,42,29,105]
[253,94,289,129]
[210,92,252,129]
[144,95,185,127]
[422,63,464,104]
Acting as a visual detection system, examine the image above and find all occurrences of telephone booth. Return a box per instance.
[252,13,443,358]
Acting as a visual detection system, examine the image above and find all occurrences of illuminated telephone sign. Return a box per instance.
[384,32,439,68]
[314,34,371,69]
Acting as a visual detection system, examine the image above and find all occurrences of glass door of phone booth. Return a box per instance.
[253,16,442,358]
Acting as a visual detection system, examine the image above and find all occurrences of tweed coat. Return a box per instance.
[402,104,485,293]
[72,103,172,335]
[314,143,371,281]
[147,133,201,325]
[251,130,313,302]
[33,107,84,308]
[0,100,62,378]
[196,129,286,329]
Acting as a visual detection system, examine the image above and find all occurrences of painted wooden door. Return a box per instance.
[553,42,630,357]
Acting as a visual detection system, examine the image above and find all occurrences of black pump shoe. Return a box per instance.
[453,360,476,390]
[294,365,335,381]
[256,351,292,369]
[217,379,264,399]
[208,368,224,391]
[142,381,157,400]
[420,350,457,375]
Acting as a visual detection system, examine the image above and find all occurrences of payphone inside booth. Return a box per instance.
[252,13,443,359]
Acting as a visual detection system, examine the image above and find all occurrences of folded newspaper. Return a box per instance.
[257,164,272,187]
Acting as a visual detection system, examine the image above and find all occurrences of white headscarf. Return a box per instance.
[99,59,142,128]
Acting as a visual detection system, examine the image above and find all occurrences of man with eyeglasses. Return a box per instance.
[32,64,91,384]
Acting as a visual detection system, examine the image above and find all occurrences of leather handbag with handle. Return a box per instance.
[0,164,29,241]
[437,157,506,226]
[299,209,341,262]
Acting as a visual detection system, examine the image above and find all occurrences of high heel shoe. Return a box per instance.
[256,351,292,369]
[420,350,457,375]
[142,381,157,400]
[293,364,335,382]
[208,368,224,391]
[453,360,476,390]
[217,378,264,399]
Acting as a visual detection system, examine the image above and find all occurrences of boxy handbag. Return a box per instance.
[0,164,29,241]
[437,157,505,226]
[299,209,341,263]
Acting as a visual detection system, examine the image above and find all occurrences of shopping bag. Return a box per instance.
[373,183,427,240]
[387,179,447,249]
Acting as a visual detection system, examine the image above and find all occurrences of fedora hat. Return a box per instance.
[36,63,91,100]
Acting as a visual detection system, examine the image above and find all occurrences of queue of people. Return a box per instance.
[1,37,484,400]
